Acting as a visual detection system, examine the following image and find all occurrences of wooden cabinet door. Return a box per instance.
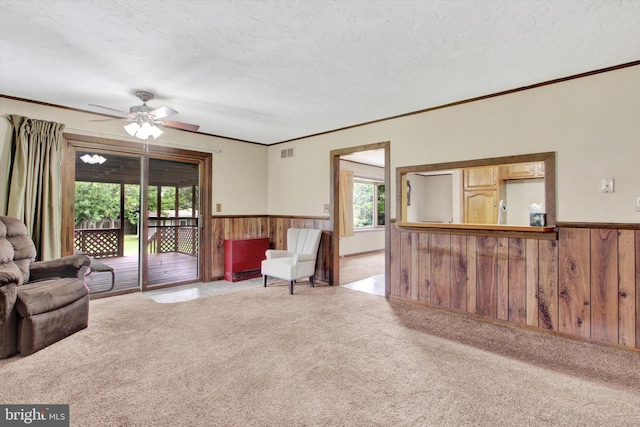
[506,162,544,179]
[463,190,497,224]
[464,166,497,190]
[507,163,536,179]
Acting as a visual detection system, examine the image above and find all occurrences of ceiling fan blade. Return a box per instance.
[150,105,178,119]
[160,119,200,132]
[89,118,127,122]
[88,103,129,116]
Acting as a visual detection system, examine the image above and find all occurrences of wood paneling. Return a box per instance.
[466,236,477,314]
[538,240,558,330]
[205,216,638,351]
[558,228,591,338]
[618,230,636,347]
[430,233,451,307]
[525,239,539,327]
[508,238,526,324]
[590,229,618,344]
[389,223,640,352]
[390,219,401,297]
[417,233,430,304]
[450,235,467,312]
[476,237,498,318]
[497,238,509,320]
[400,232,412,299]
[410,233,419,301]
[636,230,640,349]
[210,216,330,283]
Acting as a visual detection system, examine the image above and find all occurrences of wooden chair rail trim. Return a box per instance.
[556,222,640,230]
[395,222,558,240]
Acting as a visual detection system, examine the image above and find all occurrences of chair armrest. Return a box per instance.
[292,254,316,265]
[265,250,292,260]
[0,263,20,320]
[0,263,23,287]
[0,282,18,321]
[29,254,92,281]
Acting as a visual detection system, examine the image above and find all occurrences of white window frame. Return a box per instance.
[353,177,385,230]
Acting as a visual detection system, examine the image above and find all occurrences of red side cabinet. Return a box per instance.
[224,238,270,282]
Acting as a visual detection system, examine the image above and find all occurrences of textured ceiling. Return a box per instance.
[1,0,639,145]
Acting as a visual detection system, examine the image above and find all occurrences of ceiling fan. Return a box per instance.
[89,91,200,139]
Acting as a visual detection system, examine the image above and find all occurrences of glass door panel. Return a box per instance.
[144,158,200,288]
[74,151,141,294]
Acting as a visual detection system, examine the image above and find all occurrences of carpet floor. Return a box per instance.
[339,251,385,285]
[1,284,639,426]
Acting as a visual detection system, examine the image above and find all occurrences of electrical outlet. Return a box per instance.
[601,178,614,193]
[216,203,222,212]
[323,204,330,213]
[636,197,640,212]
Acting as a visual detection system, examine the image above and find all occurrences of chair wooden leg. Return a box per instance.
[289,281,294,294]
[309,276,314,287]
[263,275,267,287]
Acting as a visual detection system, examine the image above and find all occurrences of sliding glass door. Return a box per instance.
[65,134,212,295]
[143,158,200,289]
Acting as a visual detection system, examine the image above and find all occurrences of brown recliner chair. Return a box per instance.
[0,216,91,358]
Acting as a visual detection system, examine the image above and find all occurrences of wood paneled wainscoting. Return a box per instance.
[210,215,332,283]
[389,223,640,351]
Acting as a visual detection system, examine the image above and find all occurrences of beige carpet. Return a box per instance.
[339,251,385,285]
[2,283,640,426]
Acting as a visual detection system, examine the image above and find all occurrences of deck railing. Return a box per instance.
[75,224,198,258]
[153,226,197,255]
[74,228,120,258]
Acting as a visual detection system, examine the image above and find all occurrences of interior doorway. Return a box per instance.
[330,142,390,298]
[62,134,212,297]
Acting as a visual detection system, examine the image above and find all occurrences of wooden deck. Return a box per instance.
[86,252,198,295]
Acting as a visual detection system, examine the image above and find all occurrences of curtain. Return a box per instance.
[339,169,354,237]
[6,115,65,260]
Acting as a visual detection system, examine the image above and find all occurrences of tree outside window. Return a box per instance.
[353,180,385,229]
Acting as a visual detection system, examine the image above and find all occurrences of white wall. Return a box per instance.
[407,173,453,223]
[505,179,546,226]
[2,65,639,225]
[267,65,640,224]
[0,97,268,216]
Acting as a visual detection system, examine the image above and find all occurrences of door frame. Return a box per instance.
[329,141,390,297]
[62,133,213,289]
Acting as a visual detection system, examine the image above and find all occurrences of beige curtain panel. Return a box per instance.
[339,169,354,237]
[6,115,65,261]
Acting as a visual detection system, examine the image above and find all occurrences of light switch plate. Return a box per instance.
[636,197,640,212]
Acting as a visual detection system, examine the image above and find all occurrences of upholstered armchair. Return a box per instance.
[261,228,322,294]
[0,216,91,358]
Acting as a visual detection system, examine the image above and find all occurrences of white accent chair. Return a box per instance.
[261,228,322,294]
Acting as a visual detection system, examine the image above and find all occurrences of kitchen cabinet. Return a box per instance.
[463,166,505,224]
[506,162,545,179]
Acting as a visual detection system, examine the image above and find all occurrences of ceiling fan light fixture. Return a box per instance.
[124,122,140,137]
[80,153,107,165]
[92,91,199,136]
[124,121,163,139]
[137,122,153,139]
[148,123,164,139]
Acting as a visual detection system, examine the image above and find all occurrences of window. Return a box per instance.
[353,179,385,229]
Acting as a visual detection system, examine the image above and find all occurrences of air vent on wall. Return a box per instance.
[281,148,294,159]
